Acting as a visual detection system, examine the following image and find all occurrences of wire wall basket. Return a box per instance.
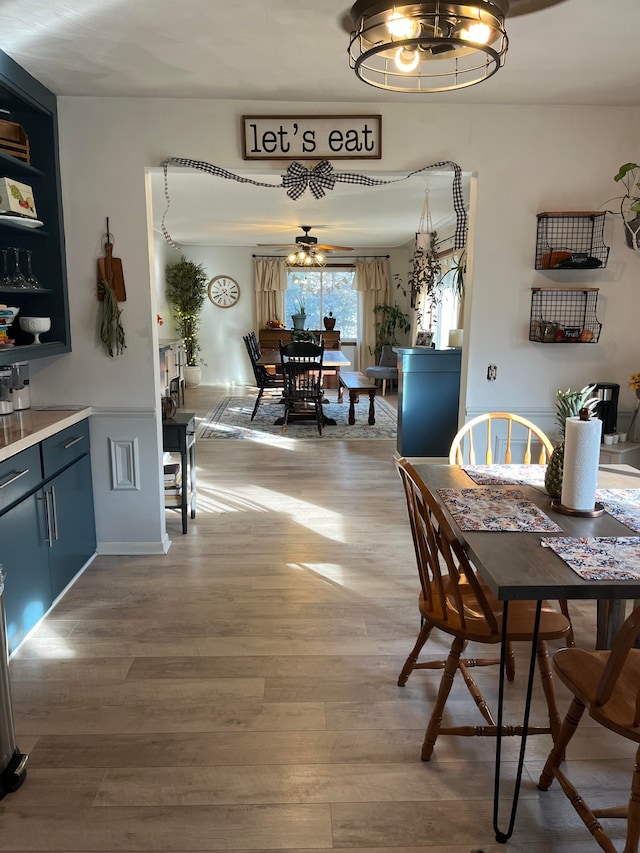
[529,288,601,344]
[535,212,609,270]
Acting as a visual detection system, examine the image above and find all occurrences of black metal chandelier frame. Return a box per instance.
[349,0,510,93]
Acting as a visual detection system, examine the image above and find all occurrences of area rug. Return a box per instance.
[197,394,397,440]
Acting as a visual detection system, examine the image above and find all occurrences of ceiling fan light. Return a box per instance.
[386,11,421,38]
[459,21,492,43]
[349,0,509,93]
[394,46,421,72]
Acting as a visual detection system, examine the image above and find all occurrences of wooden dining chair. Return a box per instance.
[396,457,571,761]
[538,606,640,853]
[279,340,325,436]
[449,412,554,466]
[449,412,575,648]
[242,333,284,420]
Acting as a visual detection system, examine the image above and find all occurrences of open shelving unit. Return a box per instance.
[0,51,70,366]
[535,211,609,270]
[529,287,602,344]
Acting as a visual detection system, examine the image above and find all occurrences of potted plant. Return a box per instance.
[370,302,411,361]
[612,162,640,249]
[165,255,208,387]
[291,299,306,331]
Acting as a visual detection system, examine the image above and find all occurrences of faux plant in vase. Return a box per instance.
[291,299,306,331]
[545,384,599,498]
[370,302,411,361]
[165,255,208,387]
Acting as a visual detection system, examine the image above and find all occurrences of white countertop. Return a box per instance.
[0,407,92,463]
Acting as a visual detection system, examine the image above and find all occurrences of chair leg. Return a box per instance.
[251,388,264,421]
[623,744,640,853]
[535,639,562,743]
[398,621,434,686]
[538,696,585,791]
[421,635,465,761]
[559,599,576,647]
[316,401,323,436]
[505,640,516,682]
[381,379,386,397]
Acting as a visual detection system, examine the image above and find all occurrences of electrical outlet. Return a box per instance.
[487,364,497,381]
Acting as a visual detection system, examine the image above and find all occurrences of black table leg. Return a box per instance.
[493,599,542,843]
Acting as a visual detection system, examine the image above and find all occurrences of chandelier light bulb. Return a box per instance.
[386,11,420,39]
[459,22,492,44]
[394,46,420,72]
[316,252,326,264]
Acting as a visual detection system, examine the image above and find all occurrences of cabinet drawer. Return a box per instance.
[0,445,43,514]
[42,419,90,478]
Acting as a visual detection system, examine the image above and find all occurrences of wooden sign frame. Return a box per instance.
[242,115,382,161]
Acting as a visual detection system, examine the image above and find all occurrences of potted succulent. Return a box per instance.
[612,162,640,249]
[291,299,306,331]
[165,255,208,387]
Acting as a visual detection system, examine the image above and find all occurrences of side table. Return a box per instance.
[162,412,196,534]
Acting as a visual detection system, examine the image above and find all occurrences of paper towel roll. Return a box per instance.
[560,416,601,511]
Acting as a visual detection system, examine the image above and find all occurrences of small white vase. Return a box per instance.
[184,365,201,388]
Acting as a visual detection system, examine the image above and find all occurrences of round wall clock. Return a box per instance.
[207,275,240,308]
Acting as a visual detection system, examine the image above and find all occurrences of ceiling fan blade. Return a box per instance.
[316,244,354,252]
[507,0,568,16]
[256,243,296,248]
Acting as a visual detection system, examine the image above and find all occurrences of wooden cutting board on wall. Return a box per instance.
[97,220,126,301]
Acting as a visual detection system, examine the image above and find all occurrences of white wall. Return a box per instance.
[26,96,640,550]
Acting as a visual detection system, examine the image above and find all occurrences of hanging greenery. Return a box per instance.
[165,255,208,366]
[99,279,126,357]
[408,229,442,313]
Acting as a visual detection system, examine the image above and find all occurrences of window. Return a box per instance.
[286,268,357,339]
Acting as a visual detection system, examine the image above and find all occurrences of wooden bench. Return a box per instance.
[337,371,377,425]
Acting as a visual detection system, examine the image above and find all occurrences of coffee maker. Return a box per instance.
[10,363,30,411]
[592,382,619,437]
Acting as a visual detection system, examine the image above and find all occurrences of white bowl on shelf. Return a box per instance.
[19,316,51,344]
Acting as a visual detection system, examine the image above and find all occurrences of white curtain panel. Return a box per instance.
[254,259,287,330]
[355,258,390,371]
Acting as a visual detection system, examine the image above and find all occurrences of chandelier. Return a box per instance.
[348,0,509,93]
[286,247,327,267]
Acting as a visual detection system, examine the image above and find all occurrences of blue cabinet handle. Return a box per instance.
[0,468,29,490]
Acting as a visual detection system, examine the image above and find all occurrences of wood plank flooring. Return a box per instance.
[3,385,636,852]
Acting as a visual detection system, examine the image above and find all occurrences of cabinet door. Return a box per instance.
[47,455,96,600]
[0,489,52,654]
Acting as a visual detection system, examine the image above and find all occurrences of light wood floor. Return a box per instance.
[3,384,636,852]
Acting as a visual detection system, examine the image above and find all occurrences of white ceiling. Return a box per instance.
[1,0,638,249]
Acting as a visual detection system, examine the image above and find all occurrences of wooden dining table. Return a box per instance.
[409,461,640,844]
[256,349,351,369]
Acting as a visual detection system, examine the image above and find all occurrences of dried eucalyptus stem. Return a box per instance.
[99,279,126,357]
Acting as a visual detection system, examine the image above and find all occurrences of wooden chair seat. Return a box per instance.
[396,457,570,761]
[538,607,640,852]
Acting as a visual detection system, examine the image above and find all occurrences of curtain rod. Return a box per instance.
[252,254,390,260]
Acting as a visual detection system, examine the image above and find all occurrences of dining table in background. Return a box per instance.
[255,348,351,427]
[409,461,640,844]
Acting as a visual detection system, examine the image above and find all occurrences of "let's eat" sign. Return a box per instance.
[242,115,382,160]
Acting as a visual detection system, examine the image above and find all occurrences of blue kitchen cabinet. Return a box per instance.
[47,454,96,600]
[0,490,52,653]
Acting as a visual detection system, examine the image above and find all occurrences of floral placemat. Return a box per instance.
[438,487,562,532]
[541,536,640,581]
[462,464,546,489]
[596,489,640,533]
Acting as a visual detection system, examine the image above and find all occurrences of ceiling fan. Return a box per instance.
[258,225,354,253]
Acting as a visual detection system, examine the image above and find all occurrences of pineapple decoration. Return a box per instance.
[544,384,599,498]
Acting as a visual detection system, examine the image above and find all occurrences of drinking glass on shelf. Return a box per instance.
[0,250,12,288]
[10,247,26,288]
[24,250,38,289]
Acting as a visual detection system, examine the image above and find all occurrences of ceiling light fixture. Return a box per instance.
[348,0,509,93]
[286,247,327,267]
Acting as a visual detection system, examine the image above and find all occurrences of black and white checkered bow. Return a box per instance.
[282,160,336,200]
